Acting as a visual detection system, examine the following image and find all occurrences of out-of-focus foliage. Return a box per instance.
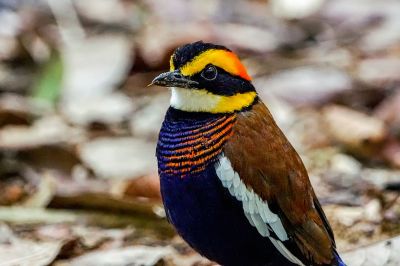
[32,50,63,104]
[0,0,399,265]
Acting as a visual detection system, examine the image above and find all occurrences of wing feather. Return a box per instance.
[222,101,336,265]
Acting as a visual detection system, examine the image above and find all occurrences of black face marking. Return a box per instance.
[201,65,218,81]
[191,66,255,96]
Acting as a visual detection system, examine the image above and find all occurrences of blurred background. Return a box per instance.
[0,0,399,265]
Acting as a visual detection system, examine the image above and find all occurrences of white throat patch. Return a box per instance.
[215,155,305,266]
[170,87,220,112]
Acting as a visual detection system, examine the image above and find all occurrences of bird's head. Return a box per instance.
[152,41,257,113]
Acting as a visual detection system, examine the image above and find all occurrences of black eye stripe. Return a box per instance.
[201,65,218,80]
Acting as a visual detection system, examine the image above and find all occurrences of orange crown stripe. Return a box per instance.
[180,49,251,80]
[225,51,252,81]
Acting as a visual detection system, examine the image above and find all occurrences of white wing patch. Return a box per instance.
[215,155,305,266]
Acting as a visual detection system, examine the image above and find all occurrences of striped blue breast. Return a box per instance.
[156,107,236,178]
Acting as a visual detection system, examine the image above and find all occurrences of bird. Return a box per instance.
[152,41,346,266]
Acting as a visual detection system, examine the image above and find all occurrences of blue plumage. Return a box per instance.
[160,163,296,266]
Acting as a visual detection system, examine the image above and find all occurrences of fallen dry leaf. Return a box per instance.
[114,174,161,200]
[271,0,325,19]
[61,35,133,102]
[79,137,157,179]
[357,57,400,86]
[0,115,83,150]
[342,236,400,266]
[381,139,400,168]
[322,105,387,155]
[61,92,135,126]
[0,94,32,127]
[67,245,173,266]
[129,92,169,139]
[374,89,400,131]
[255,66,352,106]
[0,224,62,266]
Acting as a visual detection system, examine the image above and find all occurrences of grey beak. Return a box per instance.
[151,70,198,88]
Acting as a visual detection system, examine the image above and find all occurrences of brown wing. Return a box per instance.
[224,100,335,265]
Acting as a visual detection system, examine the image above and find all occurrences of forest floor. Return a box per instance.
[0,0,399,265]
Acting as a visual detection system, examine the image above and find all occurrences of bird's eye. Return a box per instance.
[201,65,217,81]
